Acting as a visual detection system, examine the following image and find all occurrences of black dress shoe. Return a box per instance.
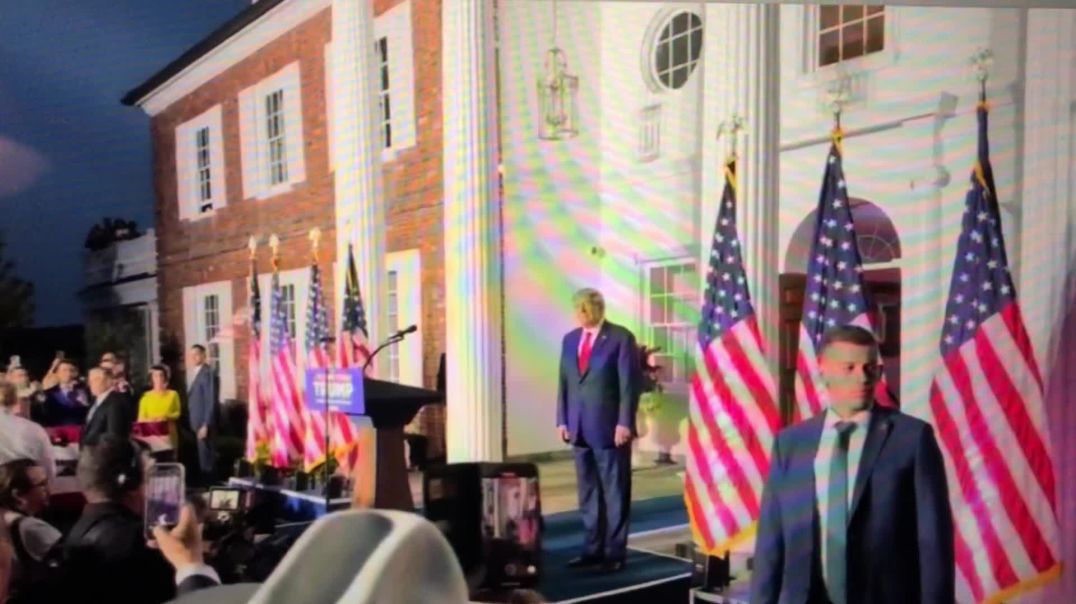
[599,559,626,573]
[566,556,604,569]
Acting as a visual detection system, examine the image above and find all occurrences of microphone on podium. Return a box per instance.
[392,324,418,339]
[365,325,418,372]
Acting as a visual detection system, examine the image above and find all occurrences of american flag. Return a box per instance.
[685,159,780,556]
[793,133,893,421]
[333,243,366,473]
[269,269,304,466]
[302,261,331,471]
[929,105,1060,603]
[337,243,373,371]
[245,255,270,461]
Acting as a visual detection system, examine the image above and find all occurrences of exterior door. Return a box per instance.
[777,268,901,424]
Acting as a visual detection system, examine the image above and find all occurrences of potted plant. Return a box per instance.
[635,344,675,466]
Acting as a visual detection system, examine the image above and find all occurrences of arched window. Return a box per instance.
[784,198,901,273]
[647,11,703,91]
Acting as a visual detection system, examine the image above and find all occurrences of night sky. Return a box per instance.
[0,0,249,325]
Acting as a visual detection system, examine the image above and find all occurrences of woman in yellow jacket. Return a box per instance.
[137,364,181,452]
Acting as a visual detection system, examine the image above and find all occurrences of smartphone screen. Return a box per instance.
[208,488,241,511]
[145,463,185,539]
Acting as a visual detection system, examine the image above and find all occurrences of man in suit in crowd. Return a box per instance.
[37,359,91,427]
[82,367,132,446]
[556,288,641,573]
[750,324,954,604]
[186,345,218,484]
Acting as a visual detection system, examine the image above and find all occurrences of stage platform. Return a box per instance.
[227,463,741,602]
[524,495,693,603]
[227,477,351,521]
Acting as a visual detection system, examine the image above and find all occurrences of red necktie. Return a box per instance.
[578,331,593,374]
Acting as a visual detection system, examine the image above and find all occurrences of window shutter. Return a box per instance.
[174,125,192,220]
[324,42,335,173]
[238,86,259,199]
[283,64,306,185]
[217,284,236,400]
[208,108,227,210]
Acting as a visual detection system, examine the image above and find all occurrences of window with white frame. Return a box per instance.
[175,105,226,220]
[203,294,221,370]
[376,36,392,150]
[386,250,422,386]
[373,1,416,158]
[238,62,306,199]
[386,269,400,382]
[281,283,297,340]
[183,281,235,399]
[818,5,885,67]
[648,10,703,91]
[256,268,311,380]
[644,259,698,387]
[195,127,212,211]
[265,89,288,186]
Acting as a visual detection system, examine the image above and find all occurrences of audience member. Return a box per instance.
[0,381,55,483]
[186,345,218,484]
[38,359,91,427]
[5,364,40,419]
[0,515,12,604]
[139,365,182,452]
[63,436,218,603]
[101,353,137,426]
[82,367,132,446]
[0,459,62,602]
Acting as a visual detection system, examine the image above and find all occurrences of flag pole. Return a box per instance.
[971,48,993,107]
[825,76,851,146]
[309,227,334,513]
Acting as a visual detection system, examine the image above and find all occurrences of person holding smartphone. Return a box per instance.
[62,436,218,603]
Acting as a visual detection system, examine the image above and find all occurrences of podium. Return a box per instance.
[349,377,443,511]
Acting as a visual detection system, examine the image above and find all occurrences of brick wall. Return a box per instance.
[150,1,445,398]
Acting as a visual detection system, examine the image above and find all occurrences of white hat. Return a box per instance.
[172,510,469,604]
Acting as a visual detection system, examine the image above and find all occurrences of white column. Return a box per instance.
[332,0,387,362]
[442,0,503,462]
[699,4,781,371]
[1018,10,1076,372]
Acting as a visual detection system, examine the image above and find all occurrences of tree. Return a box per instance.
[0,234,34,329]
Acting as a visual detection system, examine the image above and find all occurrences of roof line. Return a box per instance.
[120,0,287,107]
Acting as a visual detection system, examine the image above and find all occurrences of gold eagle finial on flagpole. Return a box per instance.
[717,113,746,161]
[971,48,993,106]
[309,228,321,263]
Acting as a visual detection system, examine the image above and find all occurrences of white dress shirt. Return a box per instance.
[84,388,114,426]
[577,321,604,357]
[814,406,872,587]
[0,408,56,483]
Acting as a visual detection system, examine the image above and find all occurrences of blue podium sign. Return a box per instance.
[305,367,365,416]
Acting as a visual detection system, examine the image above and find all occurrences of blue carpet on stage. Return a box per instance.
[535,495,692,603]
[257,495,693,602]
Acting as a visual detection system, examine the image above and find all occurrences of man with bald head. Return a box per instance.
[81,367,132,446]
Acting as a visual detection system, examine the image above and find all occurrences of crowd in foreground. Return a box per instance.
[0,346,223,603]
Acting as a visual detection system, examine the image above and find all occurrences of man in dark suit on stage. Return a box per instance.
[556,288,640,573]
[186,345,218,484]
[82,367,132,446]
[750,324,954,604]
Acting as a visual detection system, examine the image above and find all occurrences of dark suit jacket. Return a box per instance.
[81,391,132,446]
[556,321,640,449]
[63,502,178,604]
[37,384,91,427]
[187,365,218,433]
[749,406,955,604]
